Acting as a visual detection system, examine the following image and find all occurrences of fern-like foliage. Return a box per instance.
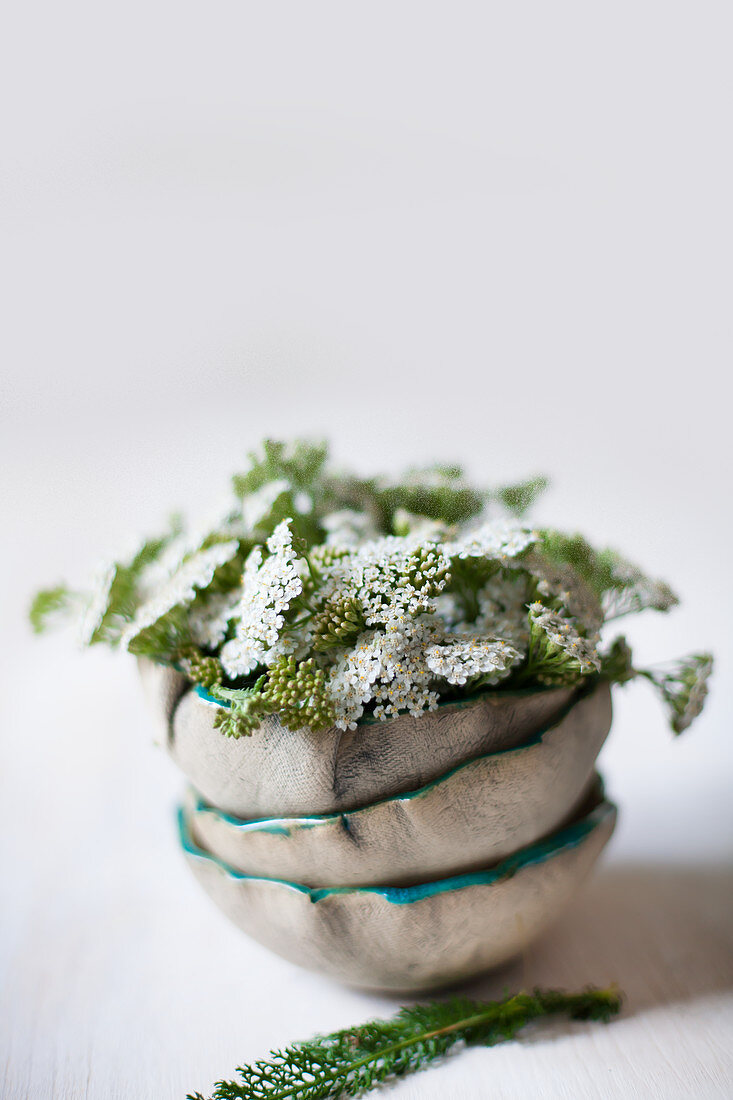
[188,987,621,1100]
[495,474,549,517]
[232,439,330,500]
[29,585,74,633]
[538,531,678,619]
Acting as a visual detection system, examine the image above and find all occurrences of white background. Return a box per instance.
[1,3,732,1097]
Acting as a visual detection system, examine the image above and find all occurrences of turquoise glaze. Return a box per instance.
[195,683,229,707]
[177,796,614,905]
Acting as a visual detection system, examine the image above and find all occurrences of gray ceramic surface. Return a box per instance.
[179,788,616,992]
[138,657,189,747]
[138,658,577,817]
[185,682,611,887]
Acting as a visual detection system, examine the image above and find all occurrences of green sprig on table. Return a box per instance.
[187,986,622,1100]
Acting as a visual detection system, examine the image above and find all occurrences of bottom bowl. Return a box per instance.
[178,779,616,992]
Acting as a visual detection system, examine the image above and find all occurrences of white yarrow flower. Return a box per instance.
[327,618,444,729]
[425,636,521,686]
[122,540,239,649]
[528,602,600,673]
[444,520,536,562]
[220,520,305,678]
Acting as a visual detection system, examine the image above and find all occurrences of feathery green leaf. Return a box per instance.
[29,585,74,634]
[188,986,621,1100]
[496,475,549,517]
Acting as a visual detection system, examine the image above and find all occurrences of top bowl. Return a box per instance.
[139,658,577,817]
[185,681,612,887]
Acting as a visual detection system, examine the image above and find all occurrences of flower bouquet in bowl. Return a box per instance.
[32,439,712,991]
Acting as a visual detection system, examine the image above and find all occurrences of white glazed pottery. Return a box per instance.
[138,658,577,817]
[178,783,616,992]
[184,682,612,887]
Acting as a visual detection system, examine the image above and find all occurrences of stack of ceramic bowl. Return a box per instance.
[139,659,616,992]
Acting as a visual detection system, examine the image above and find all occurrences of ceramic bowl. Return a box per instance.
[184,682,611,887]
[178,781,616,992]
[139,657,577,817]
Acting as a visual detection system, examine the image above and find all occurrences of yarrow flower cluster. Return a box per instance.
[425,637,522,687]
[327,620,444,727]
[526,602,601,685]
[220,521,305,677]
[31,437,713,739]
[444,521,536,563]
